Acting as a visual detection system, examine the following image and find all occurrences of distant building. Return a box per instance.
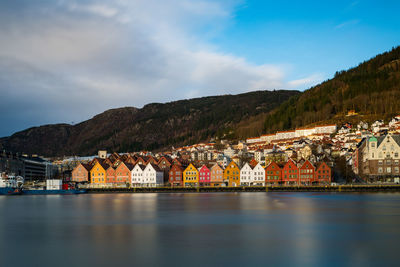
[353,135,400,182]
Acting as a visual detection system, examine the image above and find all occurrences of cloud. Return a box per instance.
[0,0,318,137]
[335,19,360,29]
[287,73,325,90]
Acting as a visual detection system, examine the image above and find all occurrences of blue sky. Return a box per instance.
[0,0,399,137]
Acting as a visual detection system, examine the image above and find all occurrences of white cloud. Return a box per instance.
[287,73,325,90]
[0,0,318,136]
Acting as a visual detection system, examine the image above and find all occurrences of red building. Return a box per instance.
[281,159,299,185]
[265,162,282,185]
[169,164,183,187]
[71,163,92,183]
[115,162,134,184]
[106,165,116,183]
[299,160,315,185]
[198,165,211,186]
[315,162,331,184]
[158,156,172,183]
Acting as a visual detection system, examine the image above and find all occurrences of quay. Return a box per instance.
[86,184,400,193]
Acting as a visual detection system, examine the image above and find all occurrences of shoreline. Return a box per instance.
[85,185,400,194]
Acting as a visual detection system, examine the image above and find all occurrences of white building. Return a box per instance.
[240,163,253,186]
[142,163,164,187]
[252,163,265,186]
[131,164,145,187]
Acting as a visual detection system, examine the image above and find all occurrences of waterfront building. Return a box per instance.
[131,164,145,187]
[115,162,134,184]
[71,163,91,183]
[224,161,240,187]
[183,163,199,187]
[90,160,108,184]
[142,163,164,187]
[210,164,224,187]
[315,161,331,184]
[198,165,211,186]
[265,162,282,185]
[158,156,172,183]
[281,159,299,185]
[105,165,116,183]
[352,134,400,182]
[169,164,183,187]
[240,163,252,186]
[252,163,265,186]
[299,160,315,185]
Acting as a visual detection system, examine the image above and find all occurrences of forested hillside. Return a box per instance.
[0,90,298,156]
[261,46,400,134]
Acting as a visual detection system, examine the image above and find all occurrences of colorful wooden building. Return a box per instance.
[169,164,183,187]
[315,161,331,184]
[210,164,224,187]
[106,165,116,183]
[90,160,108,184]
[115,162,134,184]
[224,161,240,187]
[281,159,299,185]
[299,160,315,185]
[198,165,211,186]
[71,163,92,183]
[183,163,199,187]
[265,162,282,185]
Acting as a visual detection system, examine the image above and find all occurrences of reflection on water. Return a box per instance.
[1,192,400,266]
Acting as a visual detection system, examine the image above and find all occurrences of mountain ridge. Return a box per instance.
[0,90,299,156]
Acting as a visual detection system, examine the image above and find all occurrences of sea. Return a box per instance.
[1,192,400,267]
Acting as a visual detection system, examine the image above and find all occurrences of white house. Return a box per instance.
[131,164,145,187]
[143,163,164,187]
[252,163,265,186]
[240,163,253,186]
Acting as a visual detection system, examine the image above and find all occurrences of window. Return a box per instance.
[395,153,399,158]
[378,167,383,173]
[387,167,391,173]
[395,167,399,173]
[378,160,383,165]
[387,160,391,165]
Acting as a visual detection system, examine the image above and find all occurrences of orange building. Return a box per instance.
[210,164,224,187]
[90,160,108,184]
[224,161,240,187]
[183,163,199,187]
[71,163,92,183]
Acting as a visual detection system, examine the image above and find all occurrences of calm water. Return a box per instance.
[1,192,400,267]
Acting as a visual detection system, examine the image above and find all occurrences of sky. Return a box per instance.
[0,0,399,137]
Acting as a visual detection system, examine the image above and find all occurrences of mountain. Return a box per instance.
[0,90,299,156]
[2,46,399,157]
[261,46,400,134]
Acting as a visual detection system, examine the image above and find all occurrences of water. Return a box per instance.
[1,192,400,267]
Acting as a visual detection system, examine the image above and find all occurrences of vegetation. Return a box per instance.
[262,46,400,133]
[0,90,298,156]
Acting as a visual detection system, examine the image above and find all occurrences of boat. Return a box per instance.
[0,173,24,195]
[22,179,87,195]
[22,188,87,195]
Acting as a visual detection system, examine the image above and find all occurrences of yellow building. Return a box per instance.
[224,161,240,187]
[183,163,199,187]
[90,160,108,184]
